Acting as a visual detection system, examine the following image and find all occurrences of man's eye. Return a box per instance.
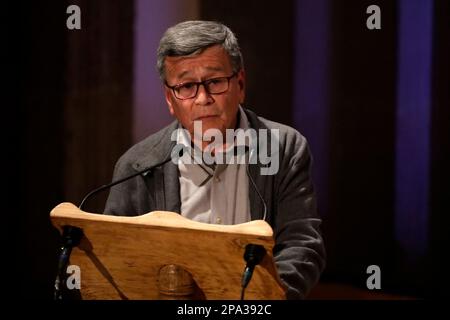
[209,79,223,85]
[180,83,195,90]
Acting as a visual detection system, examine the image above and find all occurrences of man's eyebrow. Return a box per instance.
[177,70,191,79]
[177,66,226,80]
[204,66,224,72]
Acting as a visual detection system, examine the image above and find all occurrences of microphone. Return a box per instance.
[79,153,180,211]
[54,226,83,300]
[240,244,266,300]
[53,151,180,300]
[245,147,267,221]
[240,147,269,299]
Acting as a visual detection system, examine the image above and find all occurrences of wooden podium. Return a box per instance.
[50,203,287,300]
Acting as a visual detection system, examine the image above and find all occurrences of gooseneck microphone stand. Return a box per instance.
[53,156,174,300]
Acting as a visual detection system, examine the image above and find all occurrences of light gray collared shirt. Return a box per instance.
[177,106,251,225]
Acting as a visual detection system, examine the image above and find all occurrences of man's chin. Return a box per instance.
[194,117,224,132]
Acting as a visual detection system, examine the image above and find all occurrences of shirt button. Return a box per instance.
[214,176,221,182]
[216,217,222,224]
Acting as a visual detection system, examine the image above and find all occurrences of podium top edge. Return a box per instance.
[50,202,273,238]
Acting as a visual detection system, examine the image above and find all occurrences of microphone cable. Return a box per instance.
[240,147,268,299]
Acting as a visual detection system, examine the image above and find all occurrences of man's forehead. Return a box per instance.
[164,46,232,79]
[175,66,225,79]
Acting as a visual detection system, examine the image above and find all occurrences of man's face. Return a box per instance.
[164,45,245,140]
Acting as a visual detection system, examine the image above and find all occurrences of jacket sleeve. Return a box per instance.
[273,132,326,299]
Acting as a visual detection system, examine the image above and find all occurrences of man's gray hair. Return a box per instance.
[157,20,244,81]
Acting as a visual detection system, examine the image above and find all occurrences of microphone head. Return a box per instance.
[61,226,83,247]
[244,244,266,266]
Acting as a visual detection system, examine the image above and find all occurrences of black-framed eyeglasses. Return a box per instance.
[165,72,238,100]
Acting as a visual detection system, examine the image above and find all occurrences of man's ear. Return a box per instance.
[237,69,246,104]
[164,87,175,116]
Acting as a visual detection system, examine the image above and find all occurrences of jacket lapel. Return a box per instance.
[132,121,181,212]
[162,161,181,213]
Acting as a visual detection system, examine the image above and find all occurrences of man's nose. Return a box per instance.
[194,83,213,105]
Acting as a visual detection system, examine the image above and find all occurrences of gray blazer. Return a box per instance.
[104,108,326,299]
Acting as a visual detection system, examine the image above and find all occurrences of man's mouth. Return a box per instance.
[194,115,219,120]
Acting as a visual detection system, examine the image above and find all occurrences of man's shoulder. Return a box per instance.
[115,120,178,171]
[244,108,307,146]
[245,108,312,173]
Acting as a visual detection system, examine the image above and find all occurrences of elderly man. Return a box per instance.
[104,20,325,299]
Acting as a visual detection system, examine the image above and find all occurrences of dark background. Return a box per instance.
[8,0,448,299]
